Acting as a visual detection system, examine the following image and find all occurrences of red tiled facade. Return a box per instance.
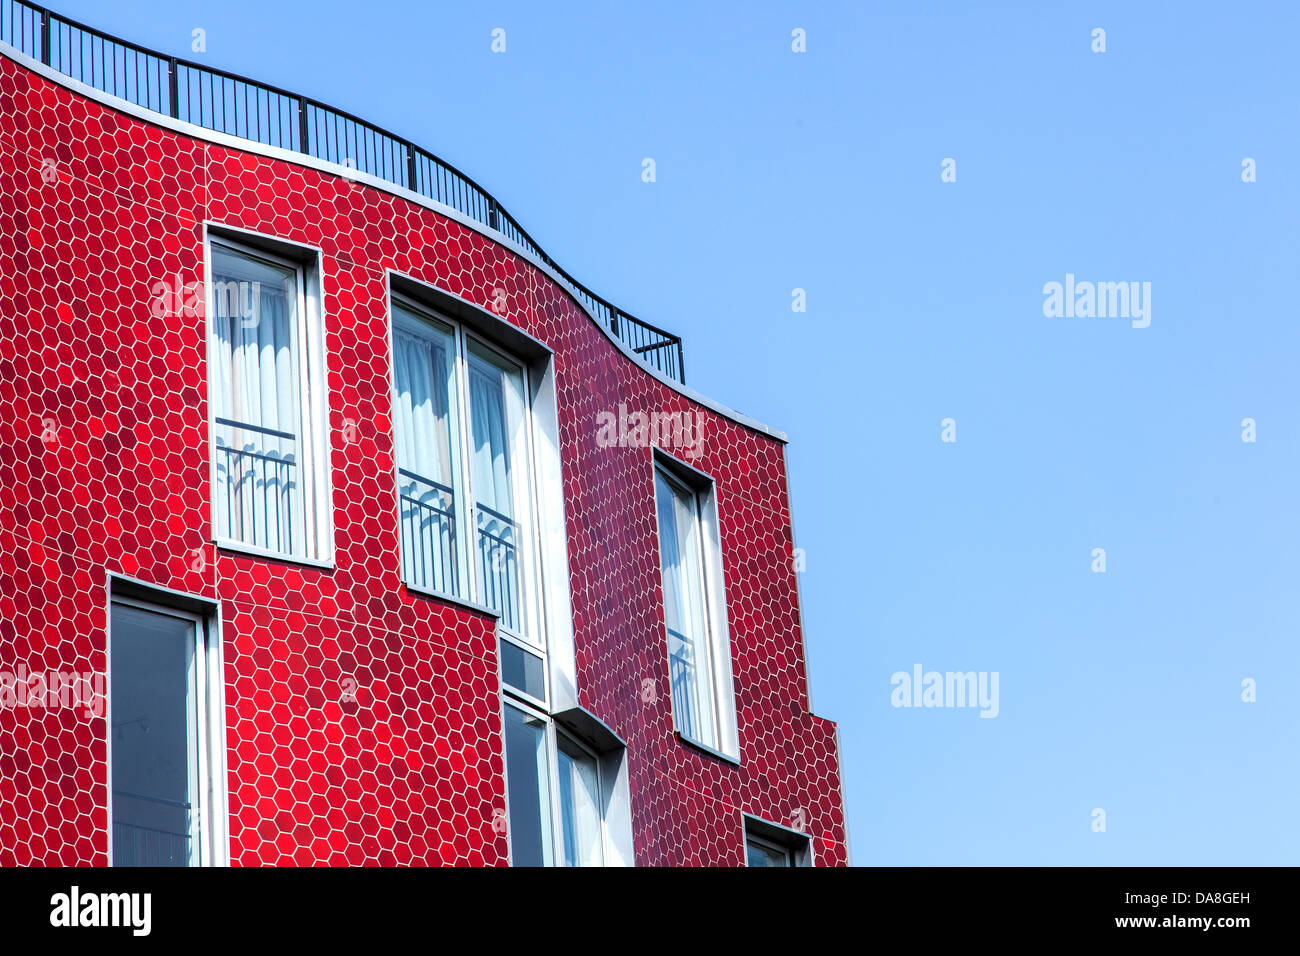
[0,48,847,866]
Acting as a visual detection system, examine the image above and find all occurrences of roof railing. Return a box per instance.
[1,0,686,383]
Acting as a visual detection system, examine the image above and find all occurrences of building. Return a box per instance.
[0,2,847,866]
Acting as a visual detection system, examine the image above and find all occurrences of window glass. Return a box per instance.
[746,838,792,867]
[500,638,546,702]
[211,244,306,556]
[556,734,603,867]
[655,468,716,746]
[467,340,529,636]
[503,704,554,867]
[110,603,201,867]
[392,307,462,595]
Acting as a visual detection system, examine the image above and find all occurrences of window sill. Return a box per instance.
[215,540,335,571]
[674,731,740,766]
[402,581,501,620]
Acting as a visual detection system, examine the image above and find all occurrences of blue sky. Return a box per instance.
[52,0,1300,864]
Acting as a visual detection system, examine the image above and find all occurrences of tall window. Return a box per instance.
[392,306,462,595]
[502,702,554,867]
[390,299,542,681]
[110,599,221,866]
[655,463,724,749]
[555,733,604,867]
[503,699,609,867]
[209,237,329,562]
[466,340,532,636]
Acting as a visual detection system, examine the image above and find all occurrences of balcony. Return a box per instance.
[0,0,686,383]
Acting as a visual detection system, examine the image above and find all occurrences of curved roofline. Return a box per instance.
[0,41,789,444]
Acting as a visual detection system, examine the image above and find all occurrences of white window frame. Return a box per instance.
[553,727,607,868]
[388,296,551,704]
[106,595,227,867]
[457,329,547,654]
[205,231,333,567]
[500,697,610,867]
[652,451,739,760]
[390,298,471,601]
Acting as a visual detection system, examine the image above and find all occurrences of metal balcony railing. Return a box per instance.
[398,468,458,595]
[668,627,703,738]
[214,416,300,554]
[1,0,687,383]
[476,503,521,632]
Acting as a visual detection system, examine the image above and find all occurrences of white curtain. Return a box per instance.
[656,470,715,746]
[392,315,458,594]
[557,740,603,867]
[211,246,303,556]
[467,346,525,631]
[467,355,514,518]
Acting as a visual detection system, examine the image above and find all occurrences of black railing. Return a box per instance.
[398,468,458,595]
[476,502,521,632]
[668,627,705,741]
[1,0,686,382]
[214,417,300,554]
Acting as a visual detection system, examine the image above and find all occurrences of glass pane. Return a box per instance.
[393,307,461,595]
[655,469,715,746]
[503,705,553,866]
[467,340,528,635]
[210,243,306,555]
[110,603,200,867]
[746,839,792,867]
[500,638,546,702]
[557,735,603,867]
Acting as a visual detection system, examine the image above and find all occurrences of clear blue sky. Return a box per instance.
[53,0,1299,864]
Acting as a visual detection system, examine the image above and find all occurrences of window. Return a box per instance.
[556,732,604,867]
[654,456,738,757]
[392,306,463,595]
[208,236,330,563]
[465,338,535,638]
[502,700,612,867]
[502,701,555,867]
[109,598,223,866]
[746,834,794,867]
[743,816,812,867]
[390,296,544,700]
